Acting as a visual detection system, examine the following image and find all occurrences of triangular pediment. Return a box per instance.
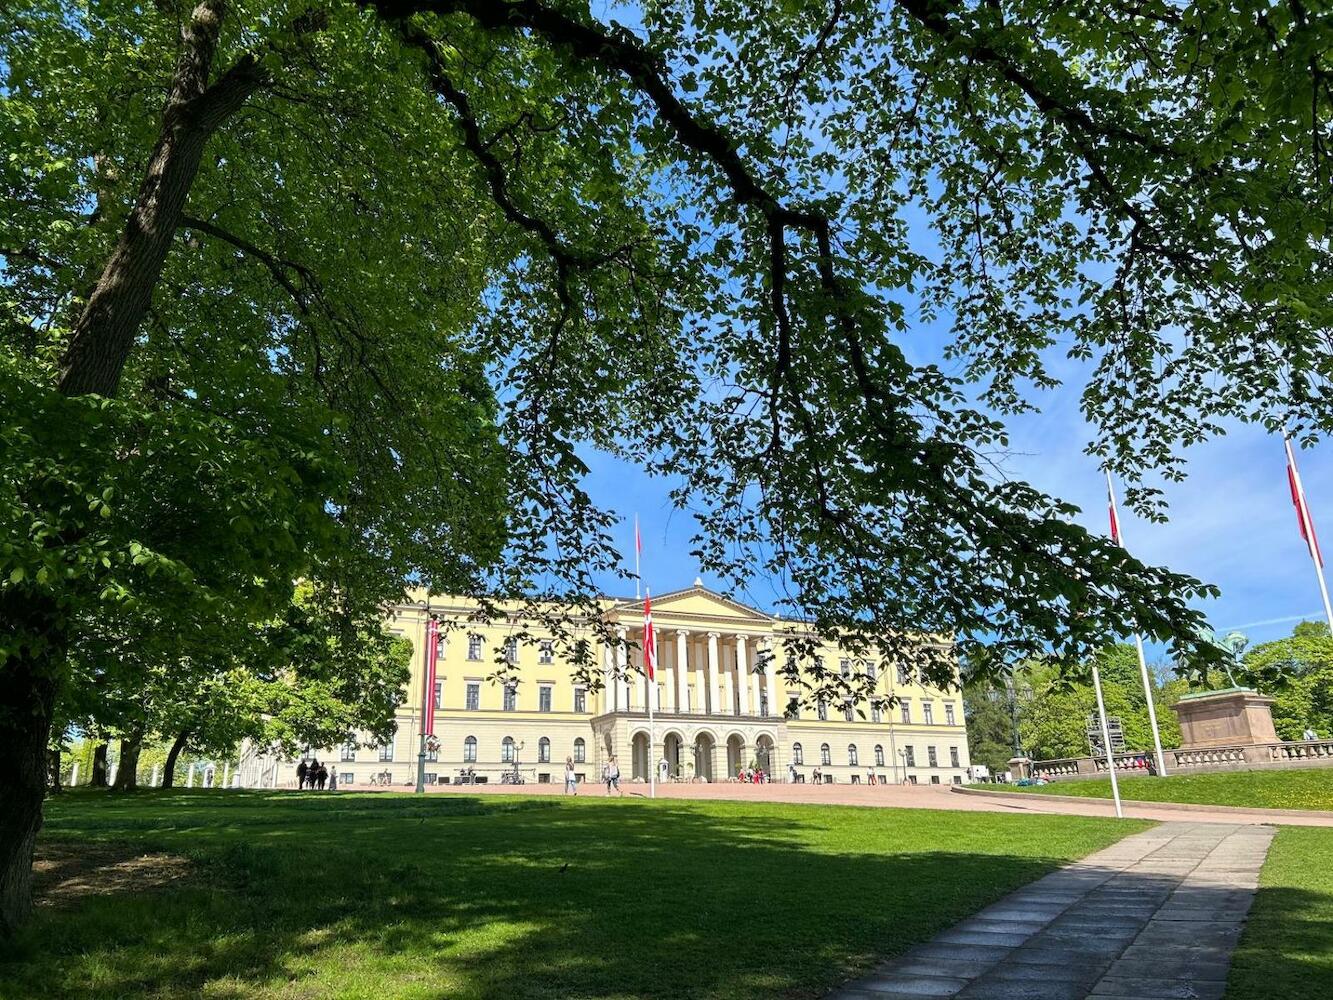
[608,585,772,624]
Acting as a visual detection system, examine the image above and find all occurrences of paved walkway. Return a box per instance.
[364,778,1333,826]
[831,821,1275,1000]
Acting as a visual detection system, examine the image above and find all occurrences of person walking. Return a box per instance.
[328,768,337,791]
[607,755,623,797]
[317,763,329,790]
[296,760,308,789]
[564,756,578,795]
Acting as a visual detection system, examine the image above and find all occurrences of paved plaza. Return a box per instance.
[366,775,1333,826]
[831,822,1275,1000]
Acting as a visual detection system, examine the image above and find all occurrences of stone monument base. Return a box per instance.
[1173,688,1278,748]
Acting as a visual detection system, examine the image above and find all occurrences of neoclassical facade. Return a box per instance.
[240,582,971,787]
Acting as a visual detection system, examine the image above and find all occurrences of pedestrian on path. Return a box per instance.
[564,756,578,795]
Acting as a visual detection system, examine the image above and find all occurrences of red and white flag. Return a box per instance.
[1286,438,1324,567]
[642,592,656,681]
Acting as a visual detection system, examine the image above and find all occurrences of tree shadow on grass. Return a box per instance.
[3,791,1138,1000]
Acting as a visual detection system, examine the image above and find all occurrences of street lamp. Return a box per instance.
[415,600,438,795]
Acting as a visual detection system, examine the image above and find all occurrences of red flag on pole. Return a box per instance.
[1287,439,1324,567]
[423,618,440,735]
[1108,499,1121,546]
[643,593,656,681]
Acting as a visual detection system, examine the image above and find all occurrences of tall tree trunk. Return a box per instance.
[161,731,191,790]
[1,1,267,936]
[0,593,62,936]
[111,734,143,792]
[90,742,109,788]
[58,0,267,397]
[48,746,63,796]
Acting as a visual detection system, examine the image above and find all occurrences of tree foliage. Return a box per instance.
[1244,621,1333,740]
[3,0,1333,930]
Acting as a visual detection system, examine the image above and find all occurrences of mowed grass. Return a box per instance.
[1227,827,1333,1000]
[991,768,1333,811]
[1,790,1148,1000]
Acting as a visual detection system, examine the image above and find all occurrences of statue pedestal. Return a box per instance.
[1008,756,1032,780]
[1172,689,1277,748]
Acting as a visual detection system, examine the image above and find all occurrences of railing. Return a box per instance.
[1032,740,1333,779]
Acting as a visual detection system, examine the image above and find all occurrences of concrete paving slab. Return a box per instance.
[829,822,1276,1000]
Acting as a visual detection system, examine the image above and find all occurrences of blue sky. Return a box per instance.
[582,409,1333,655]
[572,2,1331,659]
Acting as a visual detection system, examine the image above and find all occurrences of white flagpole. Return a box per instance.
[1091,662,1124,819]
[634,514,642,601]
[1286,438,1333,636]
[646,588,655,800]
[1106,471,1169,777]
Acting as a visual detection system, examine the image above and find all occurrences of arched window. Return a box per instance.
[820,743,831,766]
[502,736,516,763]
[875,744,885,767]
[538,737,551,763]
[573,737,586,763]
[793,742,804,765]
[463,736,477,762]
[848,744,859,766]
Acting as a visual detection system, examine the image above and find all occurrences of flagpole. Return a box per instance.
[646,588,655,800]
[1286,438,1333,636]
[1106,471,1169,776]
[634,514,641,601]
[1091,662,1124,819]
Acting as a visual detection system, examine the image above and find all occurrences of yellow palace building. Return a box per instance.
[240,581,971,788]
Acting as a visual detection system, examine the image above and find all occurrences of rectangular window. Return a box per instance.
[503,685,517,711]
[843,701,854,722]
[923,702,934,725]
[539,640,554,664]
[574,687,586,713]
[928,745,938,767]
[466,683,480,711]
[340,741,356,762]
[505,637,519,664]
[817,700,828,721]
[897,664,910,685]
[904,746,916,767]
[900,702,911,724]
[930,774,941,784]
[379,740,394,762]
[866,662,877,682]
[759,691,769,717]
[467,633,483,660]
[463,738,477,763]
[787,695,800,719]
[950,746,960,768]
[871,703,882,724]
[945,703,956,726]
[539,686,552,712]
[433,680,442,710]
[424,772,437,785]
[340,772,354,785]
[839,658,851,678]
[426,746,438,763]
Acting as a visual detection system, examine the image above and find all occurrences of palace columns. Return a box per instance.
[735,635,750,716]
[616,626,630,710]
[762,638,777,717]
[602,641,616,713]
[706,632,722,715]
[674,630,689,713]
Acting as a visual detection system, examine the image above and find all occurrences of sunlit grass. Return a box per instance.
[988,769,1333,811]
[1227,827,1333,1000]
[1,789,1149,999]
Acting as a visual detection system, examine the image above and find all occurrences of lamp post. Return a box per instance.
[415,600,437,795]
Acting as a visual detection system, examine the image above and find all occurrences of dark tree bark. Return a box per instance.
[161,731,191,790]
[111,734,143,791]
[90,742,109,788]
[1,0,269,936]
[0,593,62,936]
[47,746,63,796]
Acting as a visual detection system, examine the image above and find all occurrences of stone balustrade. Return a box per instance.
[1031,739,1333,781]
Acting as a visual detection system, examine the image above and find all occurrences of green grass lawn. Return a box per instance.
[1227,827,1333,1000]
[987,768,1333,811]
[0,790,1148,1000]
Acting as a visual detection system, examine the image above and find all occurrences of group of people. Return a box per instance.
[295,759,334,790]
[733,766,768,783]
